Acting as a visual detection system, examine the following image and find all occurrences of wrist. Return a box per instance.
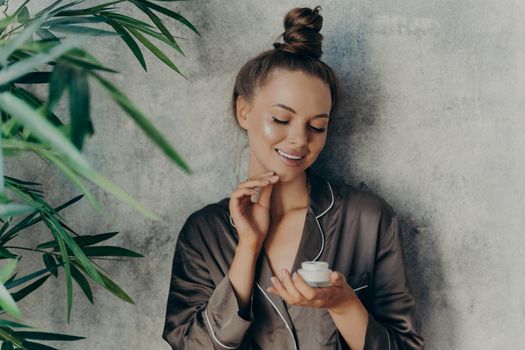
[327,287,359,315]
[237,240,263,256]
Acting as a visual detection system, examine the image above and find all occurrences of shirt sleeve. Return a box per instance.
[162,216,254,349]
[363,210,425,350]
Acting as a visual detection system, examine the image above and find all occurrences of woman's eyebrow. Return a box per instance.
[272,103,329,119]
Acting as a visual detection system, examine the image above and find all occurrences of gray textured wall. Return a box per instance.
[6,0,524,349]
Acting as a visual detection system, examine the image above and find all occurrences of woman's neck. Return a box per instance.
[269,173,309,219]
[247,163,309,219]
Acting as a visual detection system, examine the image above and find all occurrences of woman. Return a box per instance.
[162,6,424,350]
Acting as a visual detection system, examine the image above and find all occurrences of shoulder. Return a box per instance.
[179,197,231,243]
[331,180,396,224]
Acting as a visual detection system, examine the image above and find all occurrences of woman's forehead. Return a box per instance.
[254,72,332,114]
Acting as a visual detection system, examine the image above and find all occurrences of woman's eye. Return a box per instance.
[272,117,326,133]
[310,126,326,133]
[272,117,288,124]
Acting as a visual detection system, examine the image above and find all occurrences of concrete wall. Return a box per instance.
[6,0,524,349]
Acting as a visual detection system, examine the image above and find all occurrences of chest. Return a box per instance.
[263,209,308,276]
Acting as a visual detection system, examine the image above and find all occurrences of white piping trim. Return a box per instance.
[312,181,334,262]
[312,217,325,262]
[315,180,334,219]
[255,283,298,350]
[203,307,239,349]
[353,284,368,292]
[229,213,236,228]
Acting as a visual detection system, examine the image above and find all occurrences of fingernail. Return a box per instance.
[292,272,297,280]
[270,277,276,284]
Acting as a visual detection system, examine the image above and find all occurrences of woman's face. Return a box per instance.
[236,69,332,182]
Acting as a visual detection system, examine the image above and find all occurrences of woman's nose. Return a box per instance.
[288,123,309,146]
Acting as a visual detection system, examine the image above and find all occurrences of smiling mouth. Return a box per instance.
[275,148,306,160]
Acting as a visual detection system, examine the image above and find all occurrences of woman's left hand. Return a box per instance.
[266,268,357,312]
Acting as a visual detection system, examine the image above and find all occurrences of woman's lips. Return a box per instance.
[275,149,305,167]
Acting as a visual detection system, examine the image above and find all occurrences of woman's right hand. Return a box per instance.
[229,171,279,251]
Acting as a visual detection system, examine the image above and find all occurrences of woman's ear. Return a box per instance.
[236,95,252,131]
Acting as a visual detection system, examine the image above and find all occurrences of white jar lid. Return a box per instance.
[301,261,329,271]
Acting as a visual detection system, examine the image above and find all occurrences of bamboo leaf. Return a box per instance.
[90,71,192,174]
[105,20,147,70]
[0,328,24,348]
[36,150,102,213]
[69,68,93,150]
[70,264,93,303]
[97,12,155,30]
[123,21,183,55]
[46,60,69,117]
[82,246,143,258]
[42,253,59,278]
[0,259,18,283]
[42,16,108,27]
[0,12,51,65]
[48,24,120,37]
[73,262,133,304]
[13,72,52,84]
[42,217,73,323]
[0,283,21,318]
[20,340,59,350]
[53,1,126,17]
[142,0,201,37]
[13,331,84,341]
[38,231,119,249]
[0,14,17,31]
[12,87,63,127]
[35,0,85,18]
[5,263,63,289]
[127,26,186,78]
[0,341,13,350]
[0,319,30,328]
[130,0,175,43]
[0,93,88,168]
[0,259,21,318]
[17,6,30,24]
[0,247,18,259]
[0,204,33,219]
[42,215,103,287]
[11,275,51,302]
[0,36,86,86]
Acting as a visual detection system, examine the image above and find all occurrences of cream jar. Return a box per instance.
[297,261,332,287]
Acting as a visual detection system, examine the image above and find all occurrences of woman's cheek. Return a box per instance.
[263,121,272,136]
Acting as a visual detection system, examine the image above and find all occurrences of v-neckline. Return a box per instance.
[261,172,312,278]
[262,206,310,278]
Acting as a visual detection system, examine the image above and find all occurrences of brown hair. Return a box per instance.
[230,5,341,132]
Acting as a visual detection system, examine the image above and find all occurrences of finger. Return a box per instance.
[229,188,258,223]
[292,272,317,301]
[230,188,258,210]
[231,187,258,200]
[237,178,273,190]
[270,276,292,302]
[248,171,275,181]
[257,174,279,207]
[279,269,303,304]
[330,271,346,287]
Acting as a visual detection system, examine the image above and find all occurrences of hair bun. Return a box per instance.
[272,6,324,59]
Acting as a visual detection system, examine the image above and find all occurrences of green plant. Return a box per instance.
[0,0,199,348]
